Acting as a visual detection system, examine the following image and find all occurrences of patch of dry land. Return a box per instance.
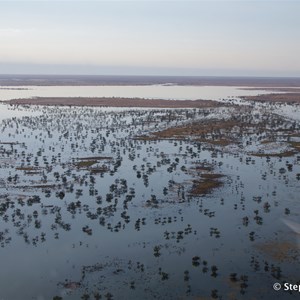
[7,97,221,108]
[242,92,300,103]
[240,87,300,93]
[135,104,300,157]
[135,118,240,146]
[255,240,300,263]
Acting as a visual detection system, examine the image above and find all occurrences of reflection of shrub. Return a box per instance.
[56,191,65,199]
[27,195,41,206]
[106,193,113,202]
[153,245,161,257]
[192,256,200,267]
[161,272,169,280]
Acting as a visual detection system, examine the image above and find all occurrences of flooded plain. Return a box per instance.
[0,86,300,300]
[0,84,282,101]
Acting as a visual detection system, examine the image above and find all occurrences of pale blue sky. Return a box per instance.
[0,0,299,76]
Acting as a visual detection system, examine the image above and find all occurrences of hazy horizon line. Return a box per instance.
[1,73,300,79]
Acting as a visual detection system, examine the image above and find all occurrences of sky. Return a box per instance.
[0,0,299,77]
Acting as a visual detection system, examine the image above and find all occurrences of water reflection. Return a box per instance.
[0,100,299,299]
[0,85,281,101]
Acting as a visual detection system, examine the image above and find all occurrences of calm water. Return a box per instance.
[0,92,300,300]
[0,85,278,101]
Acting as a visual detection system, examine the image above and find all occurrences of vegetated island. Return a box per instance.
[6,97,222,108]
[241,92,300,103]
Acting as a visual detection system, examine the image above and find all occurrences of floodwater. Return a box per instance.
[0,85,281,101]
[0,89,300,300]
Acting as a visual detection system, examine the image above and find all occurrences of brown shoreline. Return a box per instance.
[241,92,300,103]
[5,97,222,108]
[239,87,300,93]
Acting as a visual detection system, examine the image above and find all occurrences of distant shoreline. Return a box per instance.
[1,74,300,87]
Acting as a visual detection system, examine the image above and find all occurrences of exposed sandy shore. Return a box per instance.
[6,97,221,108]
